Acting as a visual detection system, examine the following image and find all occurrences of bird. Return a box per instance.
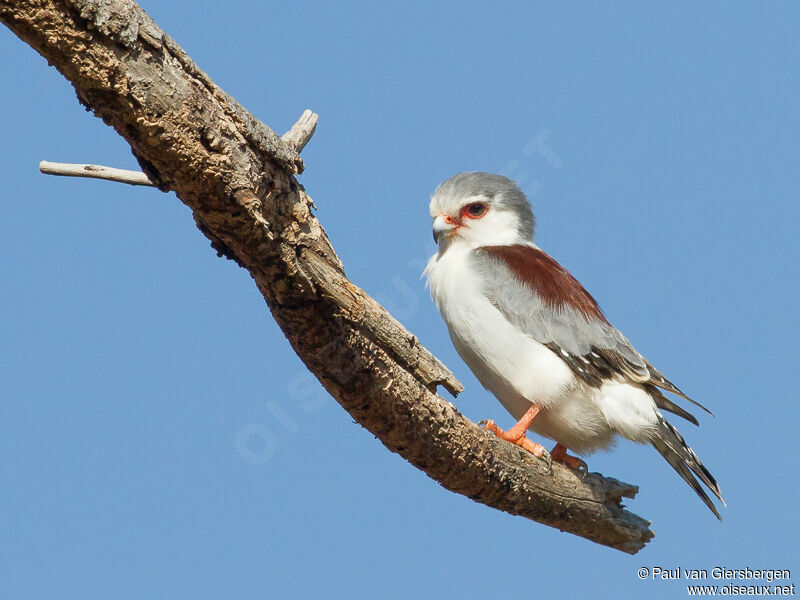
[423,172,724,518]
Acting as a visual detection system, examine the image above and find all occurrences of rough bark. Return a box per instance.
[0,0,654,553]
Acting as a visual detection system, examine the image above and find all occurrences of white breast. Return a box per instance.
[425,246,576,412]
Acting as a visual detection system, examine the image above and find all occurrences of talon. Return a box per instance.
[572,457,589,478]
[477,405,549,463]
[516,436,546,456]
[478,419,502,436]
[550,443,588,473]
[541,448,553,474]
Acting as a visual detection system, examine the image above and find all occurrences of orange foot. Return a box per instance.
[479,405,551,468]
[551,443,588,473]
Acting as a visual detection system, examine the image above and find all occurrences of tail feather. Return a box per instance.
[653,414,725,519]
[645,359,714,417]
[647,385,699,426]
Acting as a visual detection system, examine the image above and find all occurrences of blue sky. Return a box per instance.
[1,2,798,598]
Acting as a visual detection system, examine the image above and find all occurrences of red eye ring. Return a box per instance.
[462,202,487,219]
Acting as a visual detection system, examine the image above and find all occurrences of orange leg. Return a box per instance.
[479,405,550,463]
[551,443,588,472]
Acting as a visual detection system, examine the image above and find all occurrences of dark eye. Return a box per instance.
[466,202,486,217]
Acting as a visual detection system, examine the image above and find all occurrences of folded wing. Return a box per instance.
[472,244,711,423]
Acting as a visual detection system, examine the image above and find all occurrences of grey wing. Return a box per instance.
[472,249,649,380]
[471,249,711,422]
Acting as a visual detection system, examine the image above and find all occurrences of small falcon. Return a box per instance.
[424,172,724,518]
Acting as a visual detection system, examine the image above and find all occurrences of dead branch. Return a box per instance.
[0,0,654,553]
[281,109,319,152]
[38,112,318,186]
[39,160,155,185]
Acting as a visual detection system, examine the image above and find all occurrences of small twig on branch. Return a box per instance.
[39,111,318,187]
[281,109,318,152]
[39,160,155,186]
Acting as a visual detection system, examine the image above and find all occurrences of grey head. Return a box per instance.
[429,172,535,248]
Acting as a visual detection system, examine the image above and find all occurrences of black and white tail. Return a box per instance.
[652,414,725,519]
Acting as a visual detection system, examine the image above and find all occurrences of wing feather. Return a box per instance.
[473,244,707,418]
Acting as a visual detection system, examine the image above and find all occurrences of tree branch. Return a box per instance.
[1,0,654,553]
[281,109,319,153]
[39,110,318,187]
[39,160,155,185]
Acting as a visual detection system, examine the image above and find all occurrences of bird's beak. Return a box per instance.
[432,214,455,244]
